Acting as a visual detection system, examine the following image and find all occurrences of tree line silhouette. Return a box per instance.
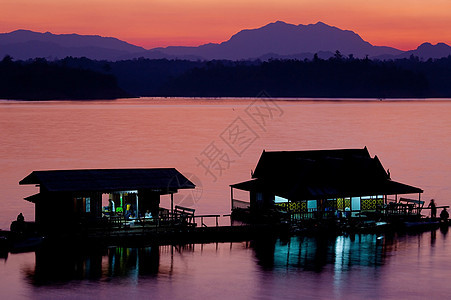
[156,54,444,98]
[2,53,451,99]
[0,56,130,100]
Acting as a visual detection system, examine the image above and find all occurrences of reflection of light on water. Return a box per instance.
[334,236,348,296]
[272,238,320,271]
[273,241,291,266]
[333,235,383,296]
[334,236,349,275]
[270,234,384,275]
[132,252,139,285]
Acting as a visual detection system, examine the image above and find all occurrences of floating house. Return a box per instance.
[230,148,423,220]
[19,168,195,233]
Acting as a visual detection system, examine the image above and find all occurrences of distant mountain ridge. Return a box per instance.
[399,42,451,59]
[0,29,143,51]
[149,21,403,60]
[1,22,451,61]
[0,29,145,60]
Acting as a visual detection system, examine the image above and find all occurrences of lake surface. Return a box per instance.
[1,98,451,299]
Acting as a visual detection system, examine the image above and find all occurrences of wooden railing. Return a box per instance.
[95,206,231,230]
[193,214,221,227]
[232,199,250,210]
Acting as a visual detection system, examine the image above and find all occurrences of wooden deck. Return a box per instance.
[79,223,276,246]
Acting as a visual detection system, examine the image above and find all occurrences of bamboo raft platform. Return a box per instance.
[81,223,276,247]
[2,213,450,254]
[1,213,279,252]
[3,201,450,253]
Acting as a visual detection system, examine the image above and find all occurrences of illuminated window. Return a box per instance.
[351,197,360,216]
[307,200,317,211]
[275,195,289,203]
[86,197,91,213]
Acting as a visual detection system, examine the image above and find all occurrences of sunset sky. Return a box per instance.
[2,0,451,50]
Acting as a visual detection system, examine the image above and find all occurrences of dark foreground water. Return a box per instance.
[1,231,451,300]
[1,98,451,299]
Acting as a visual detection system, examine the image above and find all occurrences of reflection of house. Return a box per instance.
[230,148,423,219]
[29,245,160,284]
[252,235,384,272]
[20,168,195,233]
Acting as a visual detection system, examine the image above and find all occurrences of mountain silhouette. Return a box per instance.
[0,30,145,60]
[399,42,451,59]
[149,21,402,60]
[1,22,450,61]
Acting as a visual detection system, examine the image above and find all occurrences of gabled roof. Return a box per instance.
[232,147,422,199]
[252,147,387,181]
[20,168,195,193]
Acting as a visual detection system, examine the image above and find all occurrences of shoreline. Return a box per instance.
[2,96,451,102]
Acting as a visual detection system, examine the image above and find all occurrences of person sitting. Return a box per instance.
[429,199,437,219]
[440,208,449,223]
[12,213,26,234]
[17,213,24,222]
[145,210,153,218]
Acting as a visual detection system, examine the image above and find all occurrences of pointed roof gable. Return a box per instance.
[232,147,422,199]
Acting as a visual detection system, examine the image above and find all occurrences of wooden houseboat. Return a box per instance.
[19,168,195,234]
[230,147,424,223]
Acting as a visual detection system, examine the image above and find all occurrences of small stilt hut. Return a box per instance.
[19,168,195,233]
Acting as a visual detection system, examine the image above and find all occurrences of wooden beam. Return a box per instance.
[171,193,174,220]
[230,187,234,211]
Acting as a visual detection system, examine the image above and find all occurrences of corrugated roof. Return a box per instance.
[20,168,195,192]
[231,147,422,199]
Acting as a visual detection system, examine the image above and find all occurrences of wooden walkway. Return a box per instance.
[82,223,275,246]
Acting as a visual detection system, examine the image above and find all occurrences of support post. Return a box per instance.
[230,187,234,211]
[418,193,421,215]
[349,196,352,218]
[136,192,139,218]
[171,193,174,220]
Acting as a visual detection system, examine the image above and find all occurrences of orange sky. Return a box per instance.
[2,0,451,50]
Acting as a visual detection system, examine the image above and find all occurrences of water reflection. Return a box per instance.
[252,234,386,273]
[25,245,161,285]
[440,224,449,236]
[22,231,444,288]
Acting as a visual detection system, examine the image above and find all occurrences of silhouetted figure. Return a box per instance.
[17,213,24,222]
[11,213,26,234]
[440,208,449,223]
[387,169,391,179]
[429,199,437,219]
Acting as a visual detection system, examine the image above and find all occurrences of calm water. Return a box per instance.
[1,98,451,299]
